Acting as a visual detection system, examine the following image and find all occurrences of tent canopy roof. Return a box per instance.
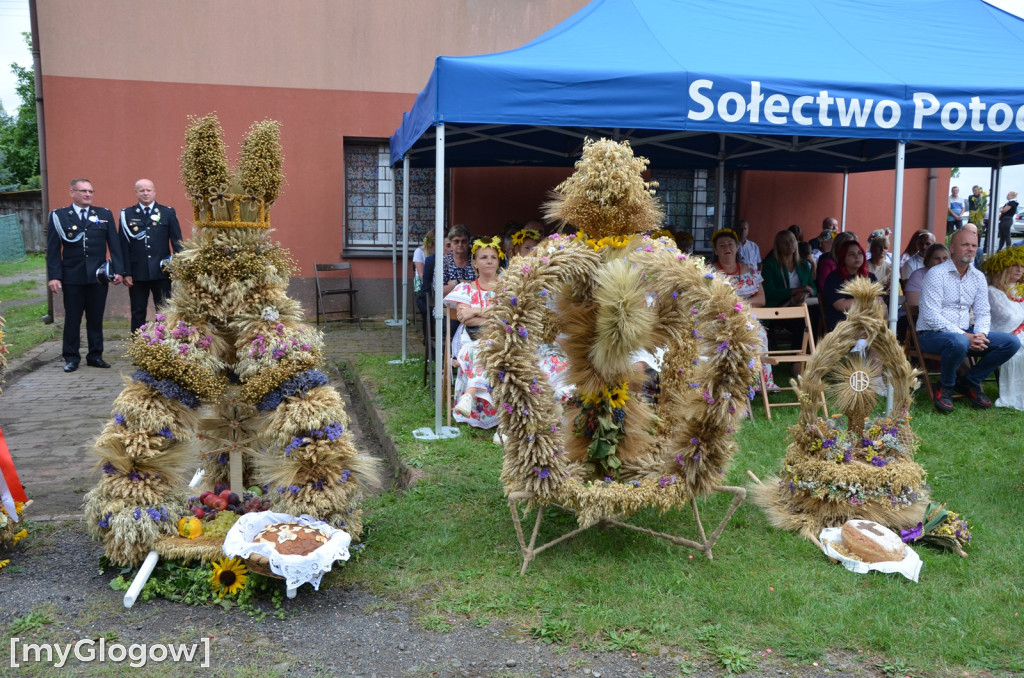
[391,0,1024,170]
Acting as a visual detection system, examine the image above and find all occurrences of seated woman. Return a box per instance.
[823,240,877,332]
[867,235,892,292]
[762,229,817,375]
[985,248,1024,410]
[816,231,857,292]
[510,226,541,258]
[899,243,949,341]
[904,243,949,308]
[710,228,776,389]
[446,237,503,428]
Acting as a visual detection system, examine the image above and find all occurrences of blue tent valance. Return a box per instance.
[390,0,1024,170]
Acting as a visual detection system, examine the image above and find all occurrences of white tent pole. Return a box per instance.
[434,124,446,435]
[716,158,725,230]
[841,171,849,231]
[409,126,458,442]
[988,167,999,255]
[400,155,411,359]
[886,141,906,415]
[385,162,401,327]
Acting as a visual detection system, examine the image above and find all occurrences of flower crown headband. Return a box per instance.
[471,236,505,259]
[711,228,739,245]
[981,243,1024,276]
[510,228,541,246]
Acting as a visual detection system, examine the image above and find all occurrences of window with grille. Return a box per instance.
[344,140,435,249]
[651,169,737,251]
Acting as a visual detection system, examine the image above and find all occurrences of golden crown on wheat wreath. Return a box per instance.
[180,114,283,230]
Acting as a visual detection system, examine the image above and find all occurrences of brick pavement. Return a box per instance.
[0,319,420,520]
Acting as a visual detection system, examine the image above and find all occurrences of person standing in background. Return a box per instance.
[948,186,965,233]
[736,220,762,270]
[120,179,183,333]
[997,191,1019,251]
[46,178,124,372]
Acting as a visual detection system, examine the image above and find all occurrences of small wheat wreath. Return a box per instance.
[750,277,929,543]
[478,233,761,572]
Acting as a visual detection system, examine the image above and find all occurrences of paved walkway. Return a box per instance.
[0,319,419,520]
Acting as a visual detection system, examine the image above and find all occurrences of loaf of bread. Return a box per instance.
[254,521,330,556]
[840,520,906,563]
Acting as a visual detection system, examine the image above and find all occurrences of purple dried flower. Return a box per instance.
[518,327,528,338]
[534,467,550,479]
[690,437,700,446]
[510,296,518,306]
[870,456,888,467]
[716,341,730,353]
[900,522,923,543]
[114,413,125,426]
[158,427,174,439]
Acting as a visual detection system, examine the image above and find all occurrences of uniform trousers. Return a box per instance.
[62,282,108,363]
[129,279,172,333]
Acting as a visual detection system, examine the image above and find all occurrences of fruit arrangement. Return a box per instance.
[177,484,272,539]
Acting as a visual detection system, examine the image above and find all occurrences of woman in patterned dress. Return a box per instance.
[985,247,1024,410]
[445,237,503,428]
[711,228,776,389]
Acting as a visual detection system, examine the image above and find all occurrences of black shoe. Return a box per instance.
[63,361,79,373]
[933,384,953,413]
[955,379,992,409]
[86,359,111,368]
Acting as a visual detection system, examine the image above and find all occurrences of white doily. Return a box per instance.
[222,512,351,591]
[819,527,922,582]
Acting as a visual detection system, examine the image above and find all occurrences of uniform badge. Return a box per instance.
[133,226,139,232]
[70,225,77,231]
[88,215,98,222]
[151,210,161,223]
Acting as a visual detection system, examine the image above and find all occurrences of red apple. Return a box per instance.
[191,506,205,519]
[219,489,232,500]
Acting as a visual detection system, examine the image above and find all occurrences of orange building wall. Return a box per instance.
[451,167,574,235]
[738,168,951,256]
[35,0,589,319]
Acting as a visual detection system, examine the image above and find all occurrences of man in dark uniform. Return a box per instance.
[120,178,183,333]
[46,178,125,372]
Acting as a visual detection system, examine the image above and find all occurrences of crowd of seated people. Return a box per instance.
[419,216,1024,430]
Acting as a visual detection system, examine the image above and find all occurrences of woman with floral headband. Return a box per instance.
[510,225,542,258]
[445,236,503,428]
[711,228,776,390]
[984,245,1024,410]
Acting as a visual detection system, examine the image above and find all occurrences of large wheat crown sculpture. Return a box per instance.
[478,139,762,572]
[83,114,379,566]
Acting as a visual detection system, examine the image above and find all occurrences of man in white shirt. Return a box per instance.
[916,229,1020,412]
[736,220,761,270]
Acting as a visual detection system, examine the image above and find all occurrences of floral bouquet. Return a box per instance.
[900,502,971,558]
[126,314,227,406]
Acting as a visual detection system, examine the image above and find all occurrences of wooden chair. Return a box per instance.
[902,303,986,404]
[750,305,827,419]
[314,262,359,326]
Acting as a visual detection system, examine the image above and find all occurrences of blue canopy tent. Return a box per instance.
[389,0,1024,433]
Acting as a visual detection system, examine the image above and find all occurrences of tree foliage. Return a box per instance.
[0,33,39,190]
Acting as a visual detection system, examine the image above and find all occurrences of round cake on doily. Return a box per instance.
[253,521,330,556]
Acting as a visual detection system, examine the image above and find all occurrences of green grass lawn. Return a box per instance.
[0,253,56,360]
[345,355,1024,677]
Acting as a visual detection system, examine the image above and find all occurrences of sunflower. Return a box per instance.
[607,383,630,409]
[209,556,248,596]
